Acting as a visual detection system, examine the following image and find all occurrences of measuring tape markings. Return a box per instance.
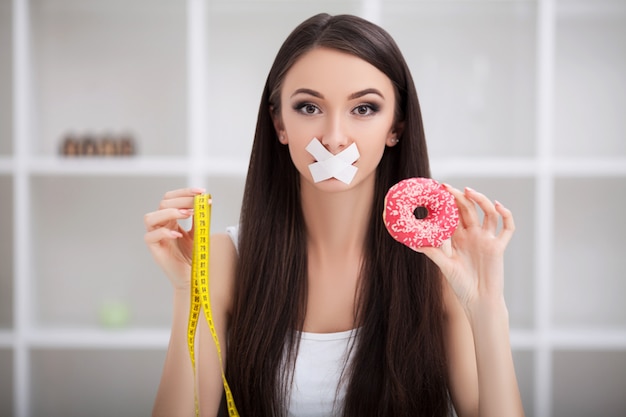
[187,194,239,416]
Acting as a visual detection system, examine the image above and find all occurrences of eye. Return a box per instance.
[352,103,379,116]
[294,102,321,115]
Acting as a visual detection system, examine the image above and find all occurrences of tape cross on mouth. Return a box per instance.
[305,137,360,185]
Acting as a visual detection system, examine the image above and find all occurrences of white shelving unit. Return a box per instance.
[1,0,625,416]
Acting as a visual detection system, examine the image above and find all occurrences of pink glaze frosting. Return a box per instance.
[383,178,459,249]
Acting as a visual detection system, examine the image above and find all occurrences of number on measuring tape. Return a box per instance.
[187,194,239,416]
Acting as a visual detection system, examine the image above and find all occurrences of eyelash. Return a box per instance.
[292,102,380,116]
[293,102,320,115]
[353,103,380,116]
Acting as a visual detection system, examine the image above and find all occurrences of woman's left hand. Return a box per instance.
[416,185,515,313]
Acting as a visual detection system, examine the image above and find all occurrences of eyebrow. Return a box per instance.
[290,88,385,100]
[291,88,323,99]
[349,88,385,100]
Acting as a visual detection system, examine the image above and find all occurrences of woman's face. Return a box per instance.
[275,47,400,192]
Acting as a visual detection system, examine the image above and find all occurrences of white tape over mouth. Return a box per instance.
[305,137,360,184]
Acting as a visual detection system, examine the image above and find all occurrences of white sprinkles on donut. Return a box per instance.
[383,177,459,249]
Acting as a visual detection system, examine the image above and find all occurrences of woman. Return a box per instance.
[144,13,524,417]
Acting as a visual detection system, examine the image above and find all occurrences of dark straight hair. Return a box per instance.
[225,13,451,416]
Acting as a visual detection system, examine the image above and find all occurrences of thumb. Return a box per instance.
[414,240,453,275]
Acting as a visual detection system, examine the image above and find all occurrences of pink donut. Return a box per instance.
[383,178,459,249]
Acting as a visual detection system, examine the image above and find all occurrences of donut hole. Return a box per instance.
[413,206,429,220]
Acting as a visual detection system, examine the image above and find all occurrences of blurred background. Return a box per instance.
[0,0,625,416]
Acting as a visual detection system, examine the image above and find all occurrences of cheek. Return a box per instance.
[357,140,387,169]
[355,122,392,150]
[281,109,317,137]
[286,141,314,177]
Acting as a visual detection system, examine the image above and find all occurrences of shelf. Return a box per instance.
[25,155,249,177]
[30,348,164,417]
[17,328,622,417]
[28,156,190,176]
[27,327,169,349]
[0,156,13,173]
[28,175,244,329]
[433,156,626,178]
[30,0,188,157]
[552,157,626,177]
[508,329,626,350]
[2,2,624,417]
[552,178,626,329]
[552,349,626,417]
[15,155,626,178]
[381,1,537,159]
[0,330,12,347]
[549,329,626,350]
[30,176,187,329]
[431,157,537,178]
[9,327,626,351]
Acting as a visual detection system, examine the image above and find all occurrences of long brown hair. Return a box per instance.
[226,13,450,416]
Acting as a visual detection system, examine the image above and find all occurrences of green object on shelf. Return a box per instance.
[98,301,131,328]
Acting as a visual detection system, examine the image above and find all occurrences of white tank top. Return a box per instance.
[288,329,357,416]
[225,226,357,416]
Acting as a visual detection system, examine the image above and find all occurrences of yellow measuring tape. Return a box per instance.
[187,194,239,416]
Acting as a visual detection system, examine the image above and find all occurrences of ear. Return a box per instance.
[270,105,288,145]
[386,121,405,147]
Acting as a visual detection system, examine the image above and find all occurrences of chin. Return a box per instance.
[306,174,374,194]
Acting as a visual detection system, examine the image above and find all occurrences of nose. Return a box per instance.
[320,113,349,154]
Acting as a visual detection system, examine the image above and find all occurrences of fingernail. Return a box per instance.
[465,187,475,193]
[179,209,192,216]
[170,230,183,238]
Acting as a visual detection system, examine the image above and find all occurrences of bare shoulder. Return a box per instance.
[209,233,238,319]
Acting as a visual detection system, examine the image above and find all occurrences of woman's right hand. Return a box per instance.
[144,187,206,290]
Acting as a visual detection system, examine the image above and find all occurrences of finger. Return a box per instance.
[495,200,515,246]
[415,243,452,276]
[159,195,212,211]
[159,188,208,210]
[464,187,499,234]
[439,238,453,258]
[444,184,480,229]
[162,187,206,200]
[144,207,193,231]
[159,196,196,211]
[144,227,183,246]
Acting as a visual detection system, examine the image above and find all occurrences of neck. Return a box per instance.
[300,176,375,259]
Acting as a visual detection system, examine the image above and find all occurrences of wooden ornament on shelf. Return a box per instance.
[60,132,137,157]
